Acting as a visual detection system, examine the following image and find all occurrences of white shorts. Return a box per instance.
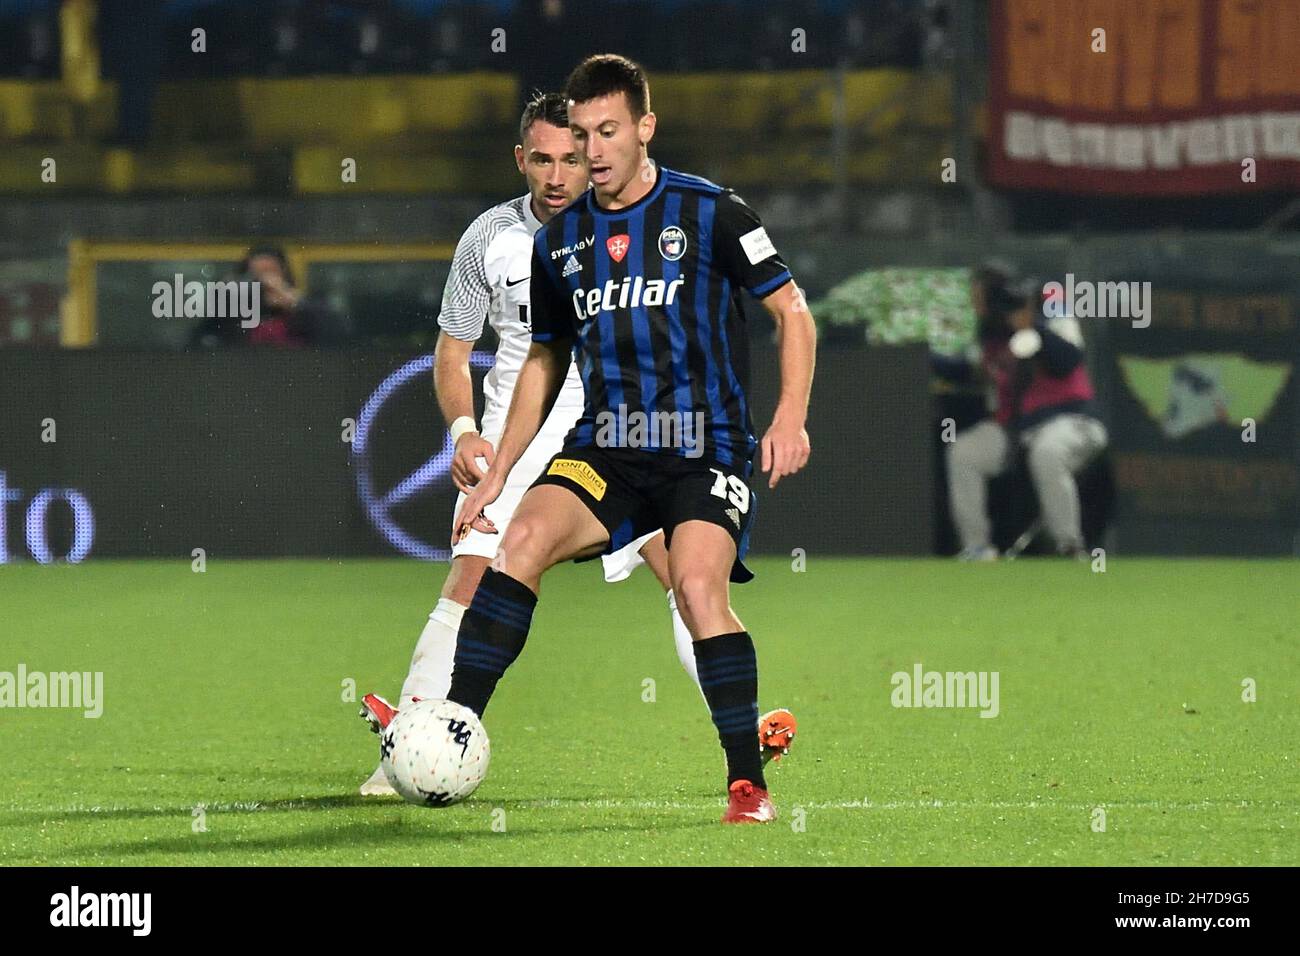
[450,427,663,583]
[600,528,663,583]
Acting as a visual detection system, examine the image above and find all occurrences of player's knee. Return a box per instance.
[494,516,551,579]
[673,571,727,625]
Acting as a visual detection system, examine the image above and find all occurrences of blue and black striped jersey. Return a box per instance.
[529,165,793,468]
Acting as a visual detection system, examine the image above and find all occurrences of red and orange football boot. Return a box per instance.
[721,779,776,824]
[358,692,399,735]
[358,693,412,796]
[759,708,797,766]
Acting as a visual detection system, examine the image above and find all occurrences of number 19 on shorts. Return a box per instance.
[708,468,750,513]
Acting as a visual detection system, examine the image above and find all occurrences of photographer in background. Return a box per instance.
[190,246,336,348]
[933,263,1108,560]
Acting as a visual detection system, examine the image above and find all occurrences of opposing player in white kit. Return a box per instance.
[358,93,795,794]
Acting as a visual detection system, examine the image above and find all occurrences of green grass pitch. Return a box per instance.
[2,557,1296,866]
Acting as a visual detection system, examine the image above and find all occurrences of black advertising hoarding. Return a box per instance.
[1105,288,1299,554]
[0,346,934,563]
[0,350,431,561]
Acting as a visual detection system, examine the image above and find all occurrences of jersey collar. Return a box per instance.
[586,162,668,218]
[521,194,544,233]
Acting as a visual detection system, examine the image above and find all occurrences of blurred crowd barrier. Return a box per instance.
[1,0,938,81]
[0,68,951,194]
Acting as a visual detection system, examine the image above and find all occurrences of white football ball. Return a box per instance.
[380,699,490,806]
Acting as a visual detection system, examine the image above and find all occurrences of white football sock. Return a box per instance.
[398,598,465,707]
[667,589,706,701]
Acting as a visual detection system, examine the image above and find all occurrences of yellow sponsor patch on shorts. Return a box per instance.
[547,458,607,501]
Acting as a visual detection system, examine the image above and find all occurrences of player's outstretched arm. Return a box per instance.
[760,281,816,489]
[434,331,496,493]
[436,207,501,493]
[451,338,571,542]
[492,338,570,477]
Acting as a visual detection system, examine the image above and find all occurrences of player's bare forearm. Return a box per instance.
[767,282,816,425]
[433,331,477,424]
[436,331,499,492]
[487,339,571,478]
[759,281,815,486]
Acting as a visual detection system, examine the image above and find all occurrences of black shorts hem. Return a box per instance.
[531,446,758,584]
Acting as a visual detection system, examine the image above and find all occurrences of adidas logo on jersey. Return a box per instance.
[725,507,741,529]
[562,255,582,277]
[571,276,685,321]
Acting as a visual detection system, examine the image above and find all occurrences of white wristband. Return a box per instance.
[449,416,478,444]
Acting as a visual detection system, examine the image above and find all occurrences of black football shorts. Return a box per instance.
[530,445,758,583]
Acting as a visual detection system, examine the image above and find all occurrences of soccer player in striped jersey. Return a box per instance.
[449,57,815,823]
[358,92,797,795]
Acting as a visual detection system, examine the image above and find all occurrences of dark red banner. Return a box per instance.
[988,0,1300,195]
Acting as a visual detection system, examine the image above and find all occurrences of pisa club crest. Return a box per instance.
[658,226,687,262]
[606,234,630,262]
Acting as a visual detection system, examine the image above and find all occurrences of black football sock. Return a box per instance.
[445,568,536,718]
[693,631,766,789]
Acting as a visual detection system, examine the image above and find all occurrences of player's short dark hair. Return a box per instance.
[564,54,651,120]
[519,91,569,143]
